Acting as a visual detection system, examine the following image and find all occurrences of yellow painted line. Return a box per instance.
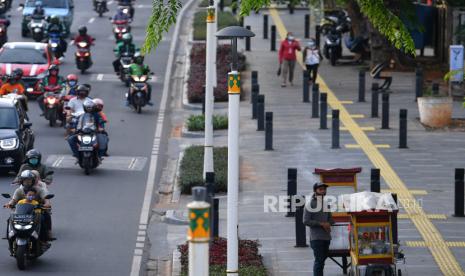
[381,189,428,195]
[327,114,365,119]
[448,242,465,247]
[345,144,390,149]
[398,214,447,220]
[406,241,465,247]
[339,100,354,104]
[269,8,465,276]
[341,126,375,131]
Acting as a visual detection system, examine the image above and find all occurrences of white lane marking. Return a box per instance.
[88,17,95,24]
[69,40,75,46]
[97,74,104,81]
[129,0,197,274]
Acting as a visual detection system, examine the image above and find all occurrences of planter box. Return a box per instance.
[418,97,453,128]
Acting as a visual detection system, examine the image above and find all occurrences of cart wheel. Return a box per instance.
[397,269,402,276]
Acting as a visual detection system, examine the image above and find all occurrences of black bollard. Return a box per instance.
[320,93,328,129]
[213,197,219,237]
[202,85,206,115]
[331,110,340,149]
[252,88,259,119]
[432,82,440,96]
[370,168,381,193]
[251,83,259,103]
[251,70,258,86]
[263,14,268,39]
[295,197,308,247]
[303,70,310,102]
[454,168,465,217]
[358,69,366,102]
[399,109,408,148]
[265,112,273,150]
[371,83,379,118]
[288,3,294,14]
[315,25,321,48]
[271,25,276,51]
[415,67,423,100]
[205,172,215,239]
[257,95,265,131]
[312,84,320,118]
[391,193,398,245]
[304,14,310,38]
[231,0,237,14]
[219,0,224,12]
[286,168,297,217]
[381,92,390,129]
[245,25,251,51]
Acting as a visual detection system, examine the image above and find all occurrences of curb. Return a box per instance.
[181,123,229,138]
[172,249,181,276]
[163,210,189,225]
[171,151,183,204]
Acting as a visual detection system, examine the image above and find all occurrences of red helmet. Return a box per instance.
[66,74,78,86]
[93,98,104,111]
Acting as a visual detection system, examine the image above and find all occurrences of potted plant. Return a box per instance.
[417,82,453,128]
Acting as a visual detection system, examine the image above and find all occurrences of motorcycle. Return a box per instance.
[28,18,47,42]
[117,1,134,19]
[1,193,55,270]
[75,114,100,175]
[48,32,64,60]
[118,52,133,87]
[42,86,65,127]
[128,73,151,113]
[111,19,131,42]
[0,0,10,14]
[75,41,93,73]
[0,20,8,47]
[323,26,343,66]
[95,0,108,17]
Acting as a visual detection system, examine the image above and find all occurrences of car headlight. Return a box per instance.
[0,138,18,150]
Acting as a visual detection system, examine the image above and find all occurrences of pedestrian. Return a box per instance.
[303,182,334,276]
[278,32,301,87]
[303,38,323,84]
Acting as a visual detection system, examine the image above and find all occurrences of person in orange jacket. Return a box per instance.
[0,68,25,96]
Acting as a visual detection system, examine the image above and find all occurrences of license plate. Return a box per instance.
[78,146,94,151]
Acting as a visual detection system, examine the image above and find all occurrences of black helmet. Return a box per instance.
[76,84,90,97]
[313,182,328,192]
[133,53,144,65]
[78,26,87,36]
[50,15,60,24]
[48,64,59,74]
[26,149,42,163]
[13,68,23,77]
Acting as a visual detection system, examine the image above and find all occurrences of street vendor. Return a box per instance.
[303,182,335,276]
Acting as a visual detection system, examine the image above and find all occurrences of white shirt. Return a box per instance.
[68,97,91,116]
[305,48,320,65]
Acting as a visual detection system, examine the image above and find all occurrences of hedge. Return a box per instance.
[193,10,238,41]
[186,114,228,131]
[179,146,228,194]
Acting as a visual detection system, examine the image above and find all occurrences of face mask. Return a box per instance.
[27,195,34,201]
[29,158,39,166]
[288,36,294,41]
[69,81,76,86]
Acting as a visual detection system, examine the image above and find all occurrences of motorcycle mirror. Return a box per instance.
[150,72,155,76]
[45,194,55,200]
[1,193,11,199]
[19,3,24,8]
[24,122,32,128]
[109,17,113,21]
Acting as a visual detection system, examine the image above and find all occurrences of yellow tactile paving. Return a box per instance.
[269,8,465,276]
[398,214,447,220]
[345,144,391,149]
[341,126,375,131]
[381,189,428,195]
[406,241,465,247]
[327,114,365,119]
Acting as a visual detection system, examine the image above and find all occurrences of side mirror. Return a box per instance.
[109,17,113,21]
[1,193,11,199]
[150,72,155,75]
[45,194,54,200]
[24,122,32,128]
[19,3,24,8]
[46,171,54,176]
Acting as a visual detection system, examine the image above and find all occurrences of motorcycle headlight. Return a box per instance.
[78,42,88,48]
[0,138,18,150]
[114,28,121,33]
[131,75,139,82]
[82,135,92,144]
[47,97,56,104]
[122,28,127,32]
[24,224,32,230]
[51,43,58,48]
[123,8,129,13]
[13,224,32,230]
[34,28,41,33]
[84,52,90,57]
[140,76,147,82]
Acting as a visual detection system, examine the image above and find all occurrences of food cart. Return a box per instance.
[341,192,403,276]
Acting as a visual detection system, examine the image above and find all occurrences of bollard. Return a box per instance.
[381,92,390,129]
[286,168,297,217]
[454,168,465,217]
[320,93,328,129]
[315,25,321,48]
[205,172,215,240]
[331,110,340,149]
[415,67,423,100]
[219,0,224,11]
[399,109,408,148]
[263,14,268,39]
[252,87,259,119]
[432,82,440,96]
[303,70,310,102]
[202,85,206,115]
[271,25,276,51]
[288,3,294,14]
[251,83,259,103]
[370,168,381,193]
[188,187,210,276]
[358,69,366,102]
[231,0,237,14]
[245,25,251,51]
[295,197,308,247]
[265,112,273,150]
[213,198,219,237]
[257,95,265,131]
[251,70,258,86]
[371,83,379,118]
[391,193,398,245]
[304,14,310,38]
[312,83,320,118]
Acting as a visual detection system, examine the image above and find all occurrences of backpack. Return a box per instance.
[305,48,320,65]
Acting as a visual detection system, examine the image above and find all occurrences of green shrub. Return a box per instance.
[179,146,228,194]
[193,11,239,40]
[186,114,229,131]
[199,0,233,7]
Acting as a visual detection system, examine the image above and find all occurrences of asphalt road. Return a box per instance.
[0,0,172,274]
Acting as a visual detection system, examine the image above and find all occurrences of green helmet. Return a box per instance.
[50,15,60,24]
[122,33,132,44]
[133,52,144,65]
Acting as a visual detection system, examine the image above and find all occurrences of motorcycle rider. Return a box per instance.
[127,53,153,106]
[66,84,92,135]
[93,98,109,156]
[93,0,109,12]
[0,68,25,96]
[14,149,54,185]
[117,0,135,18]
[64,74,79,96]
[47,15,67,55]
[112,6,131,22]
[31,1,46,20]
[67,99,108,160]
[73,26,95,46]
[113,33,137,74]
[38,64,65,115]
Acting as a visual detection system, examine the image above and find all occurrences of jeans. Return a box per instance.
[128,84,152,103]
[68,133,108,158]
[310,240,330,276]
[281,59,296,84]
[306,64,319,83]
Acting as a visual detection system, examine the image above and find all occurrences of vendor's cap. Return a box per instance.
[313,182,328,191]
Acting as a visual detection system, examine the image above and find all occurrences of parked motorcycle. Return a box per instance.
[111,19,131,42]
[118,52,133,87]
[1,193,54,270]
[28,18,47,42]
[128,73,151,113]
[320,9,351,35]
[75,114,100,175]
[42,87,65,127]
[95,0,108,17]
[323,26,343,66]
[75,41,93,73]
[48,32,64,60]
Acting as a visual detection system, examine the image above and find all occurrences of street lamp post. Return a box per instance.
[216,26,255,276]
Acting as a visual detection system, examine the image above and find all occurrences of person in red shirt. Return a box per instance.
[279,32,301,87]
[74,26,95,45]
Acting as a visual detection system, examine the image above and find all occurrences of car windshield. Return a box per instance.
[0,108,19,129]
[26,0,68,9]
[0,47,47,64]
[15,203,35,215]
